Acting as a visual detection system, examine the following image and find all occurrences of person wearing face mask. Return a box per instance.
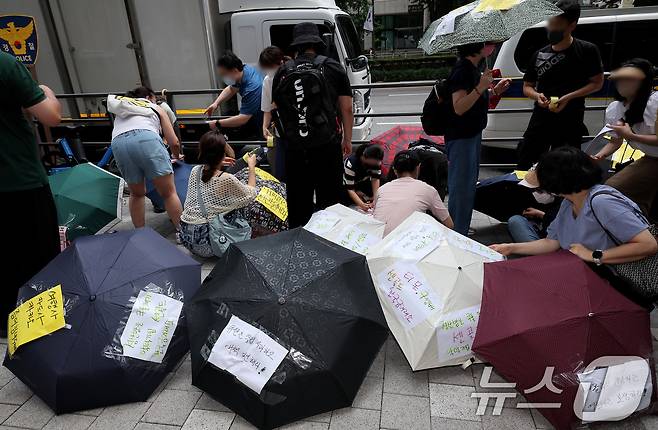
[445,41,511,235]
[259,46,289,181]
[518,0,604,170]
[205,52,263,140]
[593,59,658,216]
[491,147,657,265]
[507,164,562,243]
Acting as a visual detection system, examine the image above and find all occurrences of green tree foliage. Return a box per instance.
[335,0,371,33]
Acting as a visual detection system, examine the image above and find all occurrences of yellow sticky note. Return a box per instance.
[255,168,279,183]
[8,285,66,356]
[266,135,274,148]
[474,0,520,12]
[256,187,288,221]
[513,170,528,180]
[611,141,644,168]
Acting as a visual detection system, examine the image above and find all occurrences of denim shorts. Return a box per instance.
[111,129,173,185]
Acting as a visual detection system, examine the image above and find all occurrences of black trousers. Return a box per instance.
[1,185,60,330]
[285,142,344,228]
[517,109,587,170]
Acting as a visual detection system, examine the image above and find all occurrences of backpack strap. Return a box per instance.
[196,166,209,220]
[589,189,650,246]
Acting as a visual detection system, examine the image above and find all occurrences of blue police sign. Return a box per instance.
[0,15,38,65]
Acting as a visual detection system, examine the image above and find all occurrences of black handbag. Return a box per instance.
[590,190,658,302]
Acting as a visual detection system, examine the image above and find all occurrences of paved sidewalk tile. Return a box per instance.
[0,404,18,423]
[366,344,386,379]
[181,410,234,430]
[352,377,383,410]
[4,394,54,429]
[89,402,151,430]
[329,408,379,430]
[383,341,428,397]
[429,383,480,423]
[43,414,96,430]
[0,378,32,405]
[380,392,430,430]
[142,390,201,426]
[166,362,200,392]
[431,417,482,430]
[134,424,181,430]
[194,393,232,412]
[428,365,474,387]
[481,407,534,430]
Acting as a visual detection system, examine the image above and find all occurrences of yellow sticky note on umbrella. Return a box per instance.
[474,0,520,12]
[256,187,288,221]
[8,285,66,356]
[513,170,528,180]
[255,168,279,183]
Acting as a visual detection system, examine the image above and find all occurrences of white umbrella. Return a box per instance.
[366,212,504,370]
[303,204,385,255]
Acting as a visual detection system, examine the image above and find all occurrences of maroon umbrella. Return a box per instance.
[473,251,655,430]
[370,125,444,176]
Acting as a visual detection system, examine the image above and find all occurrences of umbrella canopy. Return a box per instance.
[4,228,201,413]
[367,212,503,370]
[473,251,655,430]
[370,125,444,176]
[146,161,195,211]
[304,204,385,255]
[233,167,288,236]
[418,0,563,54]
[48,163,124,240]
[186,228,388,429]
[474,172,536,222]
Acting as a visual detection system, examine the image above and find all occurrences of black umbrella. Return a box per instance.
[474,172,536,222]
[187,228,388,429]
[3,228,201,414]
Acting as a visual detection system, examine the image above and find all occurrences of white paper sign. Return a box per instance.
[208,315,289,394]
[378,262,442,328]
[304,211,341,235]
[431,3,476,38]
[335,225,380,255]
[436,305,480,363]
[390,223,443,261]
[577,357,652,422]
[444,230,504,262]
[120,288,183,363]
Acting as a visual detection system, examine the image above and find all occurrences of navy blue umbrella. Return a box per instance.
[146,161,194,210]
[3,228,201,413]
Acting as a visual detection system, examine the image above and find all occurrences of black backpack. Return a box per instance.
[272,55,339,149]
[421,79,450,136]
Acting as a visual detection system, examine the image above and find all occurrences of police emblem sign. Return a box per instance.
[0,15,38,65]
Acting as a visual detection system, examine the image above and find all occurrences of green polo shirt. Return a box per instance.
[0,51,48,192]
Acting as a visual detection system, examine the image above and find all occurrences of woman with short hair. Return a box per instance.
[491,147,658,264]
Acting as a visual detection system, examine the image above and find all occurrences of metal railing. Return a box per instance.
[47,79,606,170]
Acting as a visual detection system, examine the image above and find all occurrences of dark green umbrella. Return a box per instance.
[49,164,124,240]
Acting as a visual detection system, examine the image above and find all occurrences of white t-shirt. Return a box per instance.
[605,91,658,157]
[261,74,274,113]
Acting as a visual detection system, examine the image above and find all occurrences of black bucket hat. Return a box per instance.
[290,22,326,48]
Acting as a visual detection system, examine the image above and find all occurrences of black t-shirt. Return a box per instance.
[445,58,489,140]
[524,38,603,116]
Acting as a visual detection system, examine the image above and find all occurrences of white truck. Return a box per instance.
[1,0,373,141]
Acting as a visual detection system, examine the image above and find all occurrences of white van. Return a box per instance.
[483,5,658,149]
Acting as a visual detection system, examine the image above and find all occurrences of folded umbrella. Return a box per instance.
[419,0,563,54]
[367,212,503,370]
[145,161,194,211]
[233,167,288,236]
[304,204,385,255]
[4,228,201,413]
[370,125,444,177]
[474,172,536,222]
[473,251,655,430]
[186,228,388,429]
[48,163,124,240]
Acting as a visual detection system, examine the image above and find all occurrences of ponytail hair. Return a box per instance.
[198,131,227,182]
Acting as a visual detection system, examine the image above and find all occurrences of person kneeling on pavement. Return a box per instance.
[491,147,657,264]
[179,131,257,257]
[343,143,384,212]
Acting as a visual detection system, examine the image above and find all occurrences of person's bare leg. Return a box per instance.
[127,182,147,228]
[151,174,182,228]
